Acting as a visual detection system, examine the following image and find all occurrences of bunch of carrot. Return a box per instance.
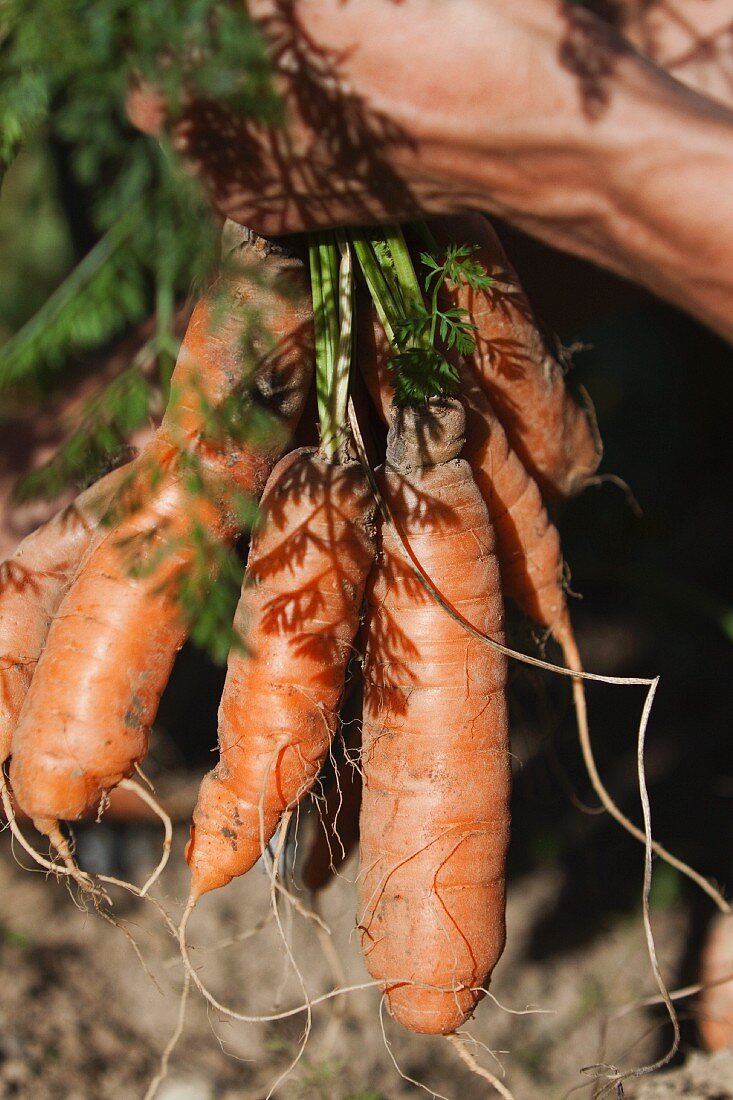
[2,211,613,1047]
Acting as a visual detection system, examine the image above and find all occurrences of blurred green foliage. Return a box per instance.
[0,0,280,392]
[0,1,288,662]
[0,145,73,340]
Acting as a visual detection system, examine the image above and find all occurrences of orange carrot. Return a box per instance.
[461,367,570,637]
[9,233,314,832]
[429,214,602,501]
[10,446,221,825]
[0,463,128,767]
[186,447,375,902]
[359,399,510,1035]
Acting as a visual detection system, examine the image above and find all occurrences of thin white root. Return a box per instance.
[446,1032,516,1100]
[144,969,191,1100]
[560,628,730,914]
[117,777,172,896]
[271,876,329,932]
[134,762,156,792]
[1,769,172,908]
[309,892,347,1057]
[162,913,274,968]
[581,676,680,1097]
[1,774,75,880]
[263,810,313,1099]
[257,745,329,932]
[45,820,112,906]
[178,907,464,1026]
[614,967,733,1018]
[95,906,161,993]
[485,990,555,1017]
[310,893,346,998]
[378,996,451,1100]
[2,772,176,985]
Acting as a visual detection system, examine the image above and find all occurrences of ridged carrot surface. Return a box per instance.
[459,365,570,636]
[359,402,510,1035]
[10,236,314,830]
[187,448,375,901]
[430,214,602,500]
[0,464,127,765]
[9,449,225,823]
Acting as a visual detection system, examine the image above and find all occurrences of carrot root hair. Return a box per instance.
[445,1032,517,1100]
[8,801,112,906]
[1,770,91,886]
[117,777,172,896]
[46,820,113,905]
[143,969,191,1100]
[557,622,730,914]
[2,770,179,989]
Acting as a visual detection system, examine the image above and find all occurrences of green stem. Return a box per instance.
[349,231,400,339]
[429,281,441,346]
[309,231,354,461]
[382,223,423,311]
[349,225,427,347]
[308,237,330,432]
[351,222,470,405]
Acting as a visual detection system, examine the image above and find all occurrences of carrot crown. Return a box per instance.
[386,397,466,471]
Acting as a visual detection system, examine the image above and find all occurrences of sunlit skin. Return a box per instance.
[129,0,733,342]
[621,0,733,108]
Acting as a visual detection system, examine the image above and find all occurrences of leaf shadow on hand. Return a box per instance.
[559,0,733,117]
[171,0,419,233]
[558,1,630,119]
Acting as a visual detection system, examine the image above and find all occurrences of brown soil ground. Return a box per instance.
[0,779,716,1100]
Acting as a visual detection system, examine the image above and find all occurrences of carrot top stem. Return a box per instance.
[349,224,464,405]
[308,231,354,461]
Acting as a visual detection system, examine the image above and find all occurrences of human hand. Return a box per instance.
[128,0,733,341]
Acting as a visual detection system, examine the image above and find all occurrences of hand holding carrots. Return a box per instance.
[128,0,733,342]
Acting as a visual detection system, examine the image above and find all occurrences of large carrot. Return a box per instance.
[0,463,128,768]
[429,214,602,501]
[359,398,510,1035]
[186,447,375,901]
[10,232,314,831]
